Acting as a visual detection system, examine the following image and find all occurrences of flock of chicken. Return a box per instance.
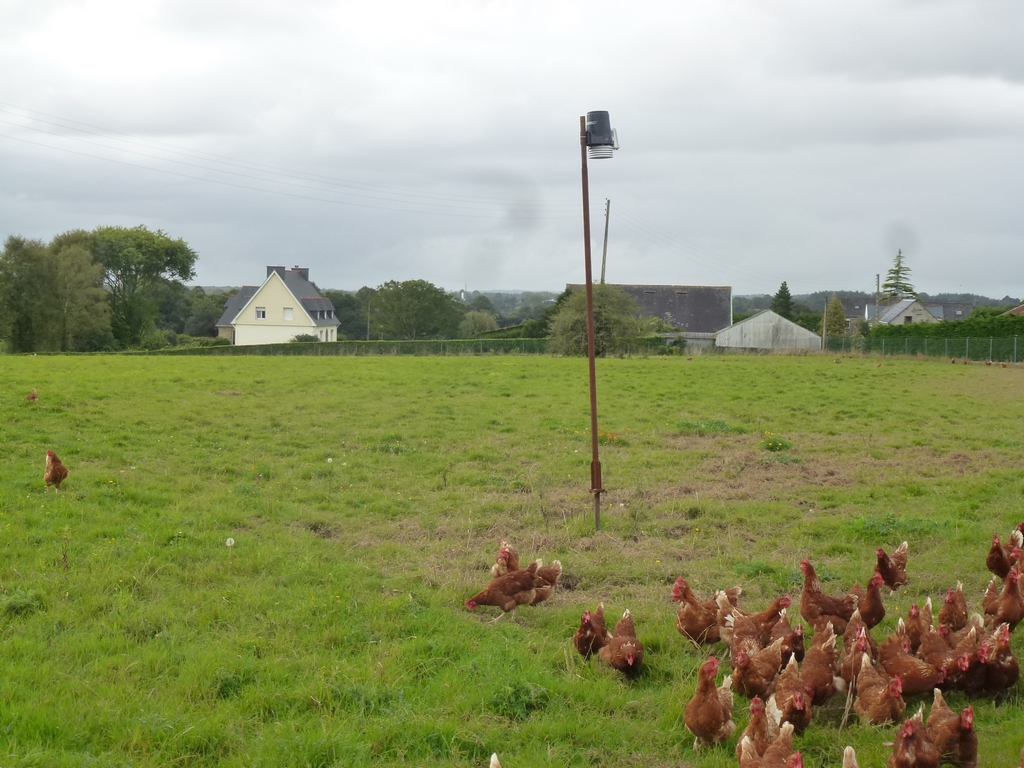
[469,528,1024,767]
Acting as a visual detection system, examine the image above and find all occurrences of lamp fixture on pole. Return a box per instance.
[579,110,618,531]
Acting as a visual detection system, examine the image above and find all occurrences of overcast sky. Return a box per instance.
[2,1,1022,297]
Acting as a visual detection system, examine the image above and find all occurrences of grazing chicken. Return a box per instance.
[843,746,859,768]
[850,572,886,629]
[769,656,812,733]
[573,603,611,658]
[982,622,1019,695]
[878,629,945,697]
[25,388,38,402]
[800,559,856,635]
[732,637,784,699]
[598,609,643,676]
[904,599,933,654]
[530,559,562,605]
[44,449,69,490]
[889,710,940,768]
[760,723,797,768]
[926,690,977,768]
[984,566,1024,631]
[735,696,779,762]
[938,583,969,632]
[465,561,538,619]
[683,656,735,747]
[490,539,520,577]
[876,542,909,590]
[673,578,740,644]
[770,608,806,665]
[854,655,905,725]
[986,532,1022,579]
[802,622,844,705]
[720,592,792,647]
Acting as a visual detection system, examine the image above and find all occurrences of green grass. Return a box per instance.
[1,354,1023,767]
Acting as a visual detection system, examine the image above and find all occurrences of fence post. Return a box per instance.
[1015,336,1018,363]
[945,338,948,357]
[882,338,885,355]
[989,337,993,361]
[905,338,908,355]
[966,337,970,360]
[924,338,928,356]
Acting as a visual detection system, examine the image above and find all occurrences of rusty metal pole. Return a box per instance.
[580,116,604,530]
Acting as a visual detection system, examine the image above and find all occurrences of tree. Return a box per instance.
[371,279,463,339]
[52,243,110,351]
[548,285,646,356]
[0,236,57,352]
[770,281,794,320]
[183,289,227,337]
[459,310,499,337]
[93,225,198,347]
[823,294,846,339]
[881,249,916,300]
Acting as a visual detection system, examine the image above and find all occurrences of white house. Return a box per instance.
[715,309,821,351]
[216,266,341,345]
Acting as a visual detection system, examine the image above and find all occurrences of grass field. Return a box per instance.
[2,353,1023,767]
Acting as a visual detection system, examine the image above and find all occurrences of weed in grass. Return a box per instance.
[677,419,734,435]
[759,431,793,452]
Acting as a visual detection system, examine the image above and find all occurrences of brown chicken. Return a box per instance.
[735,696,779,762]
[938,583,969,632]
[768,656,812,733]
[878,630,945,697]
[841,625,872,686]
[673,578,740,644]
[465,561,538,617]
[490,538,520,577]
[926,690,977,768]
[984,566,1024,631]
[684,656,735,747]
[770,608,805,665]
[982,622,1019,695]
[987,531,1023,579]
[889,710,940,768]
[904,598,933,654]
[732,637,784,699]
[802,623,843,705]
[573,603,611,657]
[876,541,909,590]
[849,572,886,629]
[800,559,856,635]
[25,388,38,402]
[916,625,954,675]
[855,654,905,725]
[44,449,69,490]
[598,609,643,676]
[760,722,797,768]
[530,559,562,605]
[721,592,792,647]
[843,609,878,661]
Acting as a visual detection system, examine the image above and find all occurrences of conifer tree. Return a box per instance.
[770,281,794,320]
[881,249,916,299]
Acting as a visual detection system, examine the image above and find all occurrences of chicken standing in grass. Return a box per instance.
[684,656,735,747]
[529,559,562,605]
[465,561,538,620]
[876,542,909,590]
[984,566,1024,631]
[735,696,778,762]
[925,690,977,768]
[855,654,905,725]
[888,710,940,768]
[25,388,38,402]
[490,539,520,577]
[938,583,969,632]
[673,577,740,644]
[44,449,69,490]
[800,559,856,635]
[599,609,644,676]
[573,604,611,658]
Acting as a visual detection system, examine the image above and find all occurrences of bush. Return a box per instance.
[290,334,320,343]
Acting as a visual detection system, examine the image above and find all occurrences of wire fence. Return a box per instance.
[156,338,553,356]
[824,336,1021,362]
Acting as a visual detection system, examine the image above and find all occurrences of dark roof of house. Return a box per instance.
[216,267,337,327]
[566,283,732,333]
[838,297,874,319]
[925,302,973,321]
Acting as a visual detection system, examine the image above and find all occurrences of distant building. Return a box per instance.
[876,299,940,326]
[216,266,340,345]
[838,297,875,332]
[566,283,732,333]
[715,309,821,351]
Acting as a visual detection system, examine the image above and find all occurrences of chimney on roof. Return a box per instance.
[267,266,286,278]
[290,266,310,281]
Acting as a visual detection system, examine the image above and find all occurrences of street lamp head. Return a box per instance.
[585,111,618,159]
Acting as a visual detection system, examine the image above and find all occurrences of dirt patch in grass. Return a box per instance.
[214,390,244,396]
[297,520,339,540]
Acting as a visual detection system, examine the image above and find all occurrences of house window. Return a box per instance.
[283,307,293,321]
[256,307,266,319]
[904,316,913,324]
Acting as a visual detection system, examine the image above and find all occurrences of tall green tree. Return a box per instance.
[93,226,198,347]
[0,236,57,352]
[881,249,916,299]
[548,285,646,356]
[371,279,463,339]
[51,243,110,351]
[459,310,499,337]
[823,294,847,339]
[770,281,795,320]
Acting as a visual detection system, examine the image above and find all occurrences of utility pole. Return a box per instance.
[822,297,827,351]
[599,198,611,284]
[875,273,880,326]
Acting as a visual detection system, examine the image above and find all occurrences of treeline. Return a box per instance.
[0,227,206,353]
[871,312,1024,339]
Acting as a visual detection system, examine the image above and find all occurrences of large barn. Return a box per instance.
[714,309,821,351]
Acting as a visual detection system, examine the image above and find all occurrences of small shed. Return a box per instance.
[715,309,821,351]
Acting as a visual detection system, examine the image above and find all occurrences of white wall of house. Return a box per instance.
[232,273,318,345]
